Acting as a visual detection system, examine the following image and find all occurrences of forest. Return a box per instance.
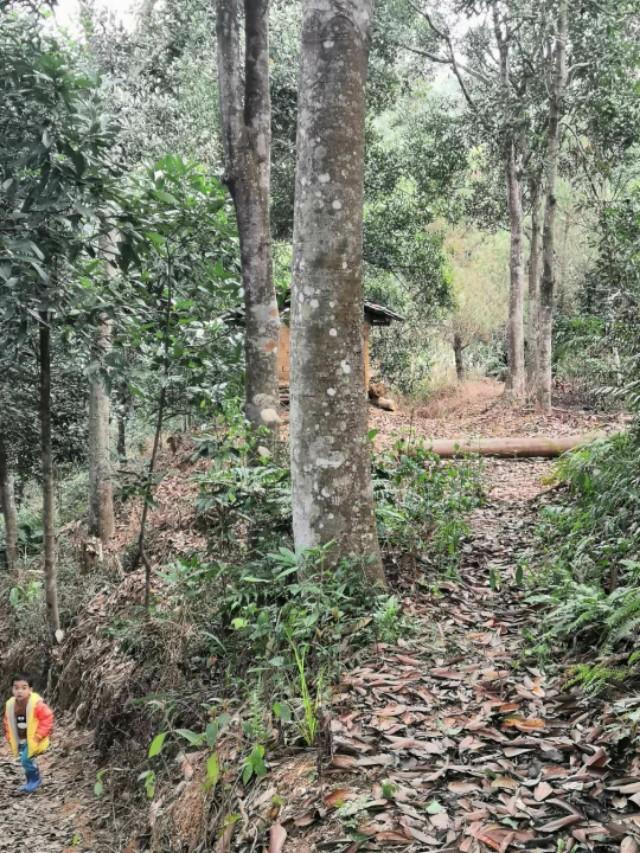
[0,0,639,850]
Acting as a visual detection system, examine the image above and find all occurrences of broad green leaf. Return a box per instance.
[175,728,204,747]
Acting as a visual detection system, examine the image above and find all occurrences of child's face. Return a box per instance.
[12,680,32,701]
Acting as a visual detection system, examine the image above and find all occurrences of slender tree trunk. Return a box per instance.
[0,437,18,571]
[290,0,384,585]
[537,0,568,412]
[216,0,280,431]
[493,9,525,401]
[504,144,526,400]
[137,387,166,611]
[116,377,130,462]
[526,177,542,392]
[39,314,61,638]
[453,333,465,382]
[88,312,115,542]
[117,412,126,461]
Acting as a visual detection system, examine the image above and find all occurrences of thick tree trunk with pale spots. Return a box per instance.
[217,0,280,430]
[88,312,115,543]
[290,0,385,585]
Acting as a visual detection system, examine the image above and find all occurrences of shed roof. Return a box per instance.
[363,300,405,325]
[222,299,404,327]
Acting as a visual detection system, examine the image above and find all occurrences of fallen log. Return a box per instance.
[426,433,607,459]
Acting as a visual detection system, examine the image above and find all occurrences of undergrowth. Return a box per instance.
[124,431,484,806]
[529,431,640,693]
[1,418,485,810]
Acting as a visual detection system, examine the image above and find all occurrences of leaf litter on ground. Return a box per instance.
[231,421,640,851]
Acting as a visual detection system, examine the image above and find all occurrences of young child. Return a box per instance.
[3,672,54,793]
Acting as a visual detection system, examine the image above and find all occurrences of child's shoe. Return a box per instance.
[17,767,41,794]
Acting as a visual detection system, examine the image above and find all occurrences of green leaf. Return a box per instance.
[154,189,179,205]
[205,721,219,748]
[144,231,166,249]
[205,753,219,790]
[148,731,168,758]
[426,800,443,815]
[175,728,205,747]
[273,702,292,723]
[94,770,106,799]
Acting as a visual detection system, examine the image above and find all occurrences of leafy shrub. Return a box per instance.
[530,432,640,690]
[196,460,290,555]
[374,440,484,575]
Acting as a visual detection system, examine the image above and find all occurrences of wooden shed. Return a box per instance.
[223,300,404,390]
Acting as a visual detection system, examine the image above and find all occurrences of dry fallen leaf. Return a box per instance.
[533,781,554,802]
[448,780,480,795]
[323,788,353,808]
[502,716,546,731]
[540,814,583,832]
[431,668,465,680]
[269,824,287,853]
[430,810,450,830]
[330,754,357,769]
[491,775,518,791]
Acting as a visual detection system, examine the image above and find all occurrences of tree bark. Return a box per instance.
[453,333,465,382]
[216,0,280,431]
[290,0,385,585]
[0,436,18,571]
[88,311,115,543]
[503,144,526,400]
[116,377,131,462]
[526,176,542,391]
[39,314,61,637]
[537,0,568,412]
[493,9,525,401]
[117,412,127,461]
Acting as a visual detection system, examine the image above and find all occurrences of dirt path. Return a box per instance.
[256,455,640,852]
[0,717,120,852]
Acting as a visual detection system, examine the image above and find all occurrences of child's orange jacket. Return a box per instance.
[4,692,54,758]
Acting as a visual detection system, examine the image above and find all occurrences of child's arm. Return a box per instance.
[34,701,54,740]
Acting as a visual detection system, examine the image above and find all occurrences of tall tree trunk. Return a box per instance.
[526,176,542,391]
[117,412,127,462]
[504,145,526,400]
[493,8,525,401]
[453,333,465,382]
[88,312,115,542]
[39,314,61,638]
[290,0,385,585]
[0,437,18,571]
[537,0,568,412]
[216,0,280,431]
[116,378,130,462]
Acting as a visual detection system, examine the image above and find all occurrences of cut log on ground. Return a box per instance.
[426,433,608,459]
